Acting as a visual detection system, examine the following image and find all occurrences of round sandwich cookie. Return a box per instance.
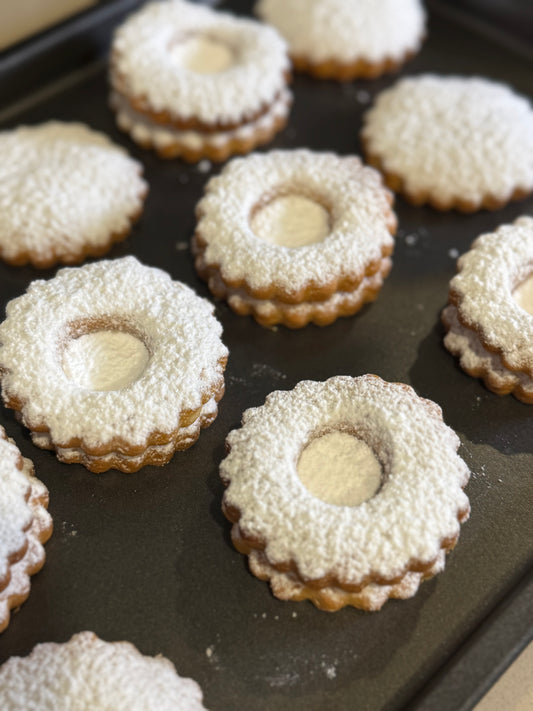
[255,0,425,80]
[220,375,470,612]
[442,216,533,403]
[0,121,147,268]
[110,0,292,162]
[0,427,52,633]
[362,75,533,212]
[0,257,228,473]
[193,149,397,328]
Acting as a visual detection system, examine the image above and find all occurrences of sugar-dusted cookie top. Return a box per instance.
[195,150,396,297]
[448,216,533,372]
[0,122,147,267]
[256,0,425,74]
[0,432,33,591]
[0,427,52,632]
[362,75,533,211]
[111,0,290,126]
[442,216,533,403]
[0,632,207,710]
[221,375,470,588]
[0,256,228,471]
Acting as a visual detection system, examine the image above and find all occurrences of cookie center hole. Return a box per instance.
[297,431,382,507]
[62,331,150,391]
[251,194,331,248]
[513,272,533,316]
[170,35,234,74]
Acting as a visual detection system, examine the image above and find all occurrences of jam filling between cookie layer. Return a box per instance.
[168,34,235,74]
[250,194,331,248]
[513,271,533,316]
[62,330,150,391]
[297,430,383,507]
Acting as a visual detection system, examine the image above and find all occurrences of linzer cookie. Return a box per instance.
[0,122,147,268]
[0,427,52,633]
[221,375,470,612]
[362,75,533,212]
[0,257,228,473]
[193,150,396,328]
[0,632,208,710]
[256,0,425,80]
[110,0,291,162]
[442,216,533,403]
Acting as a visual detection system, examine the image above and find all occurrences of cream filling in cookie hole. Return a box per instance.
[513,272,533,316]
[251,194,331,248]
[297,431,382,507]
[62,331,150,391]
[169,35,235,74]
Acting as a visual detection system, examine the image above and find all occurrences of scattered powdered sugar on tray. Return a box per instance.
[197,159,212,174]
[250,363,287,381]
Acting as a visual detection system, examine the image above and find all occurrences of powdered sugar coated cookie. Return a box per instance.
[443,216,533,402]
[256,0,425,80]
[362,75,533,211]
[0,257,228,472]
[221,375,470,611]
[0,122,147,267]
[0,632,207,710]
[0,427,52,632]
[193,150,396,327]
[110,0,291,161]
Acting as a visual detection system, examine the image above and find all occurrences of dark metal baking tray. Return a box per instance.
[0,2,531,710]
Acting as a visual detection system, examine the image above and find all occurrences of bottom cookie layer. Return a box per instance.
[442,304,533,403]
[196,253,392,328]
[0,461,52,633]
[29,397,220,473]
[111,89,292,162]
[248,548,445,612]
[291,48,417,81]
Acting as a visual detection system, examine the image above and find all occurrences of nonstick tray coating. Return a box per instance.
[0,2,531,709]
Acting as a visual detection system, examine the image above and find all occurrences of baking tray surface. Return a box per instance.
[0,2,532,710]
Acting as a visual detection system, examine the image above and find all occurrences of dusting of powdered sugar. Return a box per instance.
[62,331,150,391]
[0,256,228,450]
[446,216,533,373]
[0,632,207,710]
[250,194,330,248]
[442,304,533,399]
[0,122,146,266]
[297,431,382,507]
[256,0,425,64]
[0,428,51,632]
[111,0,290,125]
[221,375,470,585]
[514,273,533,315]
[0,431,33,588]
[196,150,395,294]
[0,455,52,632]
[362,75,533,208]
